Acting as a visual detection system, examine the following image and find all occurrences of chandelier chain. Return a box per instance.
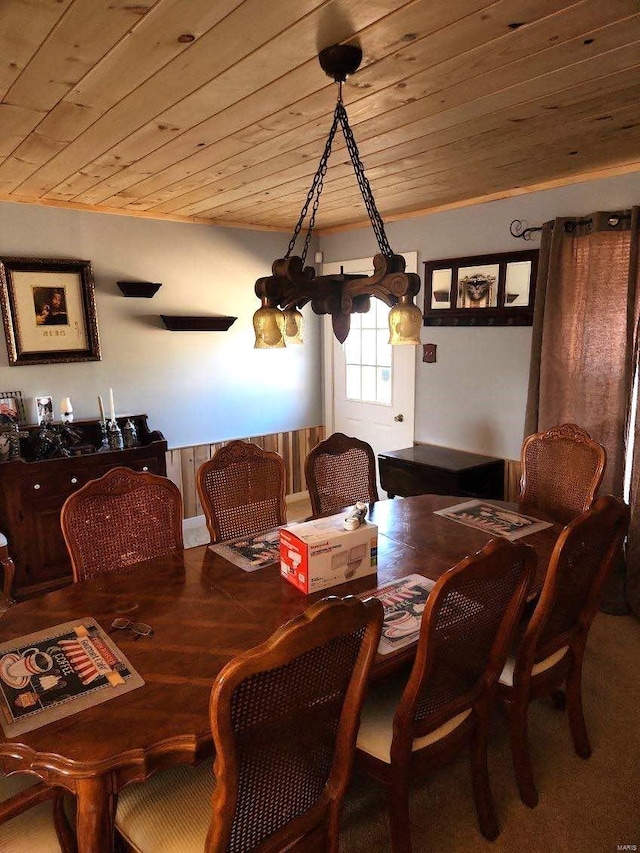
[300,166,325,266]
[285,106,340,264]
[337,102,393,258]
[286,91,394,265]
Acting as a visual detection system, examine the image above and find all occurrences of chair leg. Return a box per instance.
[508,700,538,808]
[53,792,77,853]
[0,548,16,607]
[566,660,591,759]
[469,719,499,841]
[385,772,413,853]
[325,801,340,853]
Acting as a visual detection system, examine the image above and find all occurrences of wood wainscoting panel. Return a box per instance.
[166,426,325,519]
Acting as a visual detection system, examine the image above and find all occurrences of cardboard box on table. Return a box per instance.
[280,513,378,594]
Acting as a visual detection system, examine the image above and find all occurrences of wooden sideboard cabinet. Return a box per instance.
[378,444,505,501]
[0,415,167,600]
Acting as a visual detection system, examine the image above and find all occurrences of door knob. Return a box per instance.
[394,414,404,422]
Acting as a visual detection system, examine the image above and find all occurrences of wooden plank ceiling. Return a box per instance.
[1,0,639,233]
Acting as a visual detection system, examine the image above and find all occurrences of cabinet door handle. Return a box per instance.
[33,483,40,490]
[71,477,78,484]
[142,466,149,472]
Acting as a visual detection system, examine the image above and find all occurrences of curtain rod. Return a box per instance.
[510,214,631,241]
[509,220,543,240]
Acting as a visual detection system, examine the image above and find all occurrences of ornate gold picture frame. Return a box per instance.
[0,257,101,365]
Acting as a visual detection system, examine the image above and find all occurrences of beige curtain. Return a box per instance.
[525,208,640,615]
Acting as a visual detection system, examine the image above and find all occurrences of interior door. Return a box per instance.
[322,253,419,493]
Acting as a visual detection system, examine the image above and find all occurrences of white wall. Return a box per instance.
[320,172,640,460]
[0,202,322,448]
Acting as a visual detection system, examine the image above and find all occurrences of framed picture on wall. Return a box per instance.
[0,257,101,365]
[423,249,538,327]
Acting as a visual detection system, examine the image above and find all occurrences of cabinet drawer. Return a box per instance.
[129,456,162,474]
[20,470,91,502]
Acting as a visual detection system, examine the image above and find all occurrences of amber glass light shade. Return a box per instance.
[253,303,285,349]
[388,298,422,345]
[283,308,304,344]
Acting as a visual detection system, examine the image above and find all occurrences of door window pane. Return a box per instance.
[344,327,361,363]
[377,367,392,404]
[343,299,393,405]
[346,365,361,399]
[361,366,377,402]
[361,329,377,365]
[376,329,391,366]
[361,304,376,328]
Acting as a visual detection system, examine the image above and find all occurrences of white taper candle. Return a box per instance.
[109,387,116,423]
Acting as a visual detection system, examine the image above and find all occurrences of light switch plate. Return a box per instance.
[423,343,437,363]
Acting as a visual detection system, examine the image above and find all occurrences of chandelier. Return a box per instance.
[253,44,422,349]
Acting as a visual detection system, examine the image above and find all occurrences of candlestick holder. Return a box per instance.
[60,397,74,423]
[97,419,110,452]
[107,419,124,451]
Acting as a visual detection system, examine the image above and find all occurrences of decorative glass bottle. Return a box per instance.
[107,419,124,451]
[123,418,139,448]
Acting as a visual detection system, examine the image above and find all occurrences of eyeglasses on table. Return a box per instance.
[110,617,154,639]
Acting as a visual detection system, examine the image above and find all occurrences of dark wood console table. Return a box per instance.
[378,444,504,500]
[0,415,167,599]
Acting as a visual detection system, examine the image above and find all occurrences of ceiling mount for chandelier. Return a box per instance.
[253,43,422,349]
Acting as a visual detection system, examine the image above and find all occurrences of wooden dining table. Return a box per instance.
[0,495,561,853]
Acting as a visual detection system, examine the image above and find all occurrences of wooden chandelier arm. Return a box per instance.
[254,252,421,344]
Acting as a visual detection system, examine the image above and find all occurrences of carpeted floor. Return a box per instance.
[341,613,640,852]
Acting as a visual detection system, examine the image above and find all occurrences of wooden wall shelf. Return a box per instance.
[160,315,236,331]
[117,281,162,298]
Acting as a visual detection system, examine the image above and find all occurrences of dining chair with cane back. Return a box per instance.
[0,773,76,853]
[497,494,630,808]
[519,423,606,524]
[60,467,184,582]
[196,440,287,543]
[354,538,536,852]
[114,595,384,853]
[305,432,379,517]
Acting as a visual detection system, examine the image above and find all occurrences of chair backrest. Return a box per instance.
[519,423,606,524]
[206,595,384,853]
[305,432,379,517]
[393,539,535,744]
[196,441,286,543]
[517,495,630,669]
[61,467,184,582]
